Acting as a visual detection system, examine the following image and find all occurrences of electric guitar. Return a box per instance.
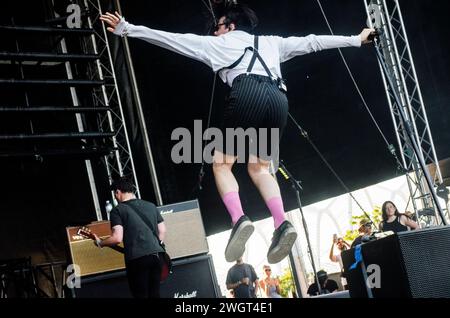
[77,226,172,281]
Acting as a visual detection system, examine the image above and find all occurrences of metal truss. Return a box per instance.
[80,0,141,203]
[364,0,446,226]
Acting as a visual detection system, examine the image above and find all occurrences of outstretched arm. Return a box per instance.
[329,242,337,262]
[100,12,212,66]
[278,28,375,62]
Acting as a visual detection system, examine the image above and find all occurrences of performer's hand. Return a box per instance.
[100,11,123,33]
[93,234,102,248]
[360,28,376,44]
[241,277,250,286]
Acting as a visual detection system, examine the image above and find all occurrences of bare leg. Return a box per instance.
[248,155,297,264]
[248,155,286,229]
[212,150,238,197]
[247,155,282,202]
[214,150,254,262]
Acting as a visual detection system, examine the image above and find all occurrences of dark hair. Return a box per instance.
[381,201,400,221]
[110,177,135,194]
[222,4,258,32]
[337,239,348,251]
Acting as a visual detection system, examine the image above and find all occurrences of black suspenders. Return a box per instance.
[219,36,287,92]
[246,36,273,77]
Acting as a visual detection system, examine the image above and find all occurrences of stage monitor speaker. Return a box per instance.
[68,255,221,298]
[342,226,450,298]
[157,200,209,260]
[66,221,125,277]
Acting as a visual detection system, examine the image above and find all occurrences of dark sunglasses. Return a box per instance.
[214,23,227,31]
[265,269,271,272]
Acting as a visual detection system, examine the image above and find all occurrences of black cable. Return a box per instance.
[192,73,218,195]
[191,0,219,195]
[288,113,379,230]
[315,0,405,173]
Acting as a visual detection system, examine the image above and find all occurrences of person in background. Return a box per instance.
[307,270,339,296]
[380,201,419,233]
[259,265,282,298]
[329,235,350,289]
[225,257,259,298]
[93,177,166,298]
[351,219,373,248]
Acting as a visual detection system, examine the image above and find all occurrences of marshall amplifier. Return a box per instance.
[160,255,221,298]
[65,200,207,276]
[342,226,450,298]
[157,200,209,260]
[68,254,221,298]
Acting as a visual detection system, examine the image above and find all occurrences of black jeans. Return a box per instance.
[126,254,162,298]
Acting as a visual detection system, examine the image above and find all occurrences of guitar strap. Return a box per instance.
[121,201,165,251]
[121,201,172,280]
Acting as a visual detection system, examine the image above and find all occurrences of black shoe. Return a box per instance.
[225,215,255,262]
[267,221,297,264]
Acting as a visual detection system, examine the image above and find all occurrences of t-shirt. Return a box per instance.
[351,236,364,249]
[334,253,347,286]
[334,251,344,270]
[307,279,339,296]
[110,199,164,261]
[226,263,258,298]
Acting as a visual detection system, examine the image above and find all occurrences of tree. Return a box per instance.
[279,268,296,298]
[343,207,383,243]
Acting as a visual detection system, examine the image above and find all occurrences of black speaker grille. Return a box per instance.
[398,226,450,298]
[69,255,221,298]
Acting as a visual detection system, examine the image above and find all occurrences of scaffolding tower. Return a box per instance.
[0,0,161,220]
[364,0,447,226]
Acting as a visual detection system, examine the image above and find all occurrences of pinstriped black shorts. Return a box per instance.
[217,74,289,161]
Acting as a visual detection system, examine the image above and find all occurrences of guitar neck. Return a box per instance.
[78,229,125,254]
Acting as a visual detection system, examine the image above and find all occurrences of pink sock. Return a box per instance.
[222,192,245,225]
[266,197,286,229]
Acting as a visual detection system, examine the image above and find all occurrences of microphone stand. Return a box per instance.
[278,161,322,295]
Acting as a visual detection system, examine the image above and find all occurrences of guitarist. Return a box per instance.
[93,177,167,298]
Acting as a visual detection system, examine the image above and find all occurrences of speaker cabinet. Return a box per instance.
[342,226,450,298]
[160,255,221,298]
[66,221,125,277]
[157,200,209,260]
[68,255,221,298]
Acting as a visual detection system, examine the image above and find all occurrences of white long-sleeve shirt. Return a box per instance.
[114,19,361,86]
